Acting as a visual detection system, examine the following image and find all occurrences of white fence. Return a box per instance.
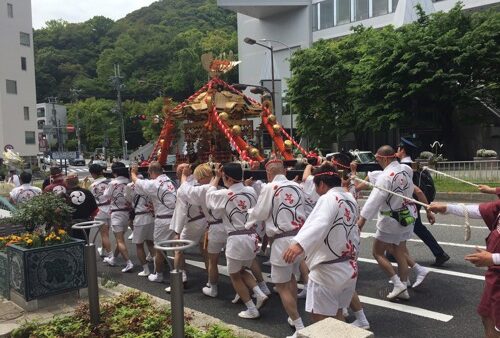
[433,160,500,182]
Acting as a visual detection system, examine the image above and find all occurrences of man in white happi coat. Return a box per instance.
[245,159,307,332]
[169,163,212,292]
[284,163,360,328]
[88,163,113,258]
[131,161,176,283]
[206,162,268,319]
[356,145,420,300]
[9,171,41,205]
[128,176,155,277]
[102,162,134,272]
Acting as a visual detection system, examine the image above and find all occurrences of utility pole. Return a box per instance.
[70,88,83,157]
[110,64,127,160]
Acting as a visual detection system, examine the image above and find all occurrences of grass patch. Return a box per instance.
[434,177,500,193]
[12,291,240,338]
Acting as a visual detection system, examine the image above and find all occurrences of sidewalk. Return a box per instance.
[358,191,497,203]
[0,281,270,338]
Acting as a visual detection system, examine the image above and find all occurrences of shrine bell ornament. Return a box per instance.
[249,147,260,158]
[219,112,229,121]
[272,124,281,134]
[267,114,276,123]
[284,140,293,150]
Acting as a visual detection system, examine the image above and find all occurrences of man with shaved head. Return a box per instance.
[357,145,420,301]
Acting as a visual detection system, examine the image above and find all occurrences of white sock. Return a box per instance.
[412,263,423,272]
[142,264,150,274]
[258,281,268,289]
[253,286,266,298]
[354,309,367,322]
[209,283,218,291]
[390,274,402,285]
[245,300,256,310]
[293,317,305,330]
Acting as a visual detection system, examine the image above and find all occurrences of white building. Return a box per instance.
[0,0,38,160]
[218,0,499,133]
[36,102,68,151]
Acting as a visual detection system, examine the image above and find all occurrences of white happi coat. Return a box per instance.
[294,187,360,287]
[9,184,41,204]
[360,161,418,236]
[133,174,177,228]
[246,174,307,266]
[89,176,111,219]
[127,182,154,226]
[171,176,207,235]
[177,178,225,243]
[103,176,131,213]
[302,176,319,217]
[206,182,258,260]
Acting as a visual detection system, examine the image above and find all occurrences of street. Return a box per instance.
[94,205,489,338]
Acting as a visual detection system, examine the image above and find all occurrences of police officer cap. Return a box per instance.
[399,137,418,150]
[223,162,243,182]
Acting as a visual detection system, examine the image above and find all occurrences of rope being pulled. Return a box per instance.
[423,166,479,188]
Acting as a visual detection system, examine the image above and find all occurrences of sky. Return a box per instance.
[31,0,158,29]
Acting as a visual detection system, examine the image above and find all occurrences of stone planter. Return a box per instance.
[0,250,8,298]
[7,238,87,301]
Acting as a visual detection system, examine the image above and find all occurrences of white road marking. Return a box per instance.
[360,232,486,249]
[357,257,485,281]
[184,259,454,322]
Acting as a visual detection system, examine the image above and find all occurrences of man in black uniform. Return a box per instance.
[65,174,98,241]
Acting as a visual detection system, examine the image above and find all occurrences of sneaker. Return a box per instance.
[342,308,349,318]
[121,261,134,273]
[231,294,241,304]
[263,260,271,266]
[146,253,154,262]
[97,247,105,257]
[397,289,410,300]
[351,319,370,330]
[202,286,218,298]
[138,270,149,277]
[255,294,268,309]
[182,271,188,284]
[238,309,260,319]
[103,256,117,266]
[387,284,407,300]
[128,233,133,240]
[148,273,164,283]
[432,253,450,267]
[297,287,307,299]
[165,286,171,293]
[412,268,429,288]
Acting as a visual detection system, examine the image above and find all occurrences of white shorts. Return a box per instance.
[271,260,301,284]
[207,240,225,255]
[305,279,356,316]
[132,223,154,244]
[180,225,206,244]
[226,257,254,274]
[154,222,175,245]
[375,229,413,245]
[110,212,129,233]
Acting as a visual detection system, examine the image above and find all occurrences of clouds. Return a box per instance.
[31,0,157,29]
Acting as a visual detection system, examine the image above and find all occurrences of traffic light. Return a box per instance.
[130,114,147,124]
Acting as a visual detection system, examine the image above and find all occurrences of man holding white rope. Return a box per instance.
[356,145,430,300]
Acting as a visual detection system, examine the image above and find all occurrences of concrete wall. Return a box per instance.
[0,0,38,157]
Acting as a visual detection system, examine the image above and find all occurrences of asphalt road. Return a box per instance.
[95,205,490,338]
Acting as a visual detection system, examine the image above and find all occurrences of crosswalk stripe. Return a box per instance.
[184,259,454,322]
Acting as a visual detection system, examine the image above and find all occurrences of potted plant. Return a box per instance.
[0,193,87,303]
[474,149,498,161]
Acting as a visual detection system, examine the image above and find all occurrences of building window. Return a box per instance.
[37,107,45,117]
[337,0,351,25]
[6,80,17,94]
[313,3,319,31]
[20,32,30,46]
[355,0,370,21]
[7,3,13,17]
[25,131,36,144]
[392,0,399,11]
[24,107,29,120]
[320,0,334,30]
[37,120,45,130]
[373,0,389,16]
[21,57,27,71]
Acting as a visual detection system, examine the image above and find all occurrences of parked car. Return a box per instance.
[326,150,377,164]
[89,159,107,170]
[69,157,86,166]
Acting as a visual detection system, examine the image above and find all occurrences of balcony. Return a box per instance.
[218,0,309,19]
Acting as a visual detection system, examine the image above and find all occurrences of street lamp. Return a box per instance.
[244,37,275,112]
[259,39,295,139]
[124,140,128,160]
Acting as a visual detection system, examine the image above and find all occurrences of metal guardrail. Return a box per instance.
[434,160,500,182]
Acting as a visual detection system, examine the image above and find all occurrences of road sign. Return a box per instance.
[67,124,75,133]
[52,151,77,160]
